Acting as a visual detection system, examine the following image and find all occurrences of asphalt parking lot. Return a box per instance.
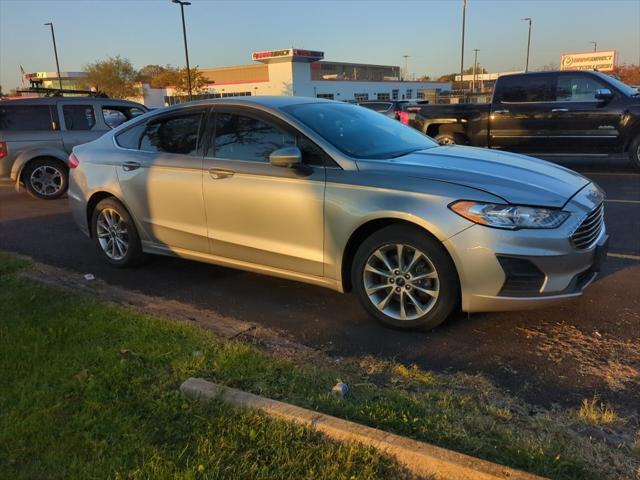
[1,158,638,412]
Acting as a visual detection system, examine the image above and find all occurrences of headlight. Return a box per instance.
[449,201,569,229]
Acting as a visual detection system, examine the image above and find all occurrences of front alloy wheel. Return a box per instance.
[352,224,459,330]
[363,244,440,321]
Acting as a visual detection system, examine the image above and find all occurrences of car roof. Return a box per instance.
[155,95,338,114]
[0,96,146,108]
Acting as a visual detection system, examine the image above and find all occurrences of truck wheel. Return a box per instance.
[23,158,68,200]
[629,135,640,171]
[352,224,459,330]
[435,132,468,146]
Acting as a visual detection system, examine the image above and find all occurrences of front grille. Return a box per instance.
[571,203,604,250]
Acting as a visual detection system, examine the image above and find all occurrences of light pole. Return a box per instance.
[522,17,532,72]
[460,0,467,91]
[44,22,63,91]
[172,0,192,101]
[590,41,597,52]
[473,49,479,92]
[402,55,410,81]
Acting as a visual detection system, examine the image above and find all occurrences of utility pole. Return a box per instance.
[172,0,193,101]
[44,22,63,90]
[473,49,479,92]
[590,41,597,52]
[522,17,532,72]
[460,0,467,91]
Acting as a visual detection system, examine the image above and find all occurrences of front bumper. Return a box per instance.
[444,183,607,312]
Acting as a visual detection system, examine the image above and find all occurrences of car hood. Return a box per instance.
[358,145,590,208]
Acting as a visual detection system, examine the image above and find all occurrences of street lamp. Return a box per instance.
[473,49,479,92]
[402,55,410,81]
[44,22,63,91]
[172,0,192,101]
[590,41,597,52]
[460,0,467,91]
[522,17,532,72]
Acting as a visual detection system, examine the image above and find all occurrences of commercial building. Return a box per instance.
[20,48,450,106]
[163,48,450,106]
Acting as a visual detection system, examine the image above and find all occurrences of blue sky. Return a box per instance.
[1,0,639,90]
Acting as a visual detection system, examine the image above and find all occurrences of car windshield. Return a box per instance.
[597,72,639,96]
[283,102,438,159]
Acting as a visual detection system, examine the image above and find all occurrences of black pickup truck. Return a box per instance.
[411,70,640,169]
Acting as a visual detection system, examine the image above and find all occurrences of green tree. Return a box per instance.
[83,56,141,99]
[136,64,172,87]
[147,65,206,93]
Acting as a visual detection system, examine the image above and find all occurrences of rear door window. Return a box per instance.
[140,112,202,155]
[0,105,55,131]
[495,75,556,103]
[63,105,96,130]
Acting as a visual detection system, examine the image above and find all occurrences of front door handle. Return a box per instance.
[209,168,235,180]
[122,161,141,171]
[493,109,510,114]
[551,108,569,112]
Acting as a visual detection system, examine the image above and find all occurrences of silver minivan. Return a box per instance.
[0,96,147,199]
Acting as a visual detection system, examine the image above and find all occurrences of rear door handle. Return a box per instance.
[551,108,569,112]
[122,161,141,171]
[209,168,235,180]
[493,109,510,114]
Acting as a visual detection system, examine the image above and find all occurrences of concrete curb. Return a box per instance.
[180,377,547,480]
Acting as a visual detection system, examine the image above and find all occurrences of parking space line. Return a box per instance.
[605,199,640,204]
[608,252,640,261]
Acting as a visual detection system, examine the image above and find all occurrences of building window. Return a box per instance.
[405,89,413,99]
[316,93,335,100]
[376,93,390,100]
[392,89,399,100]
[416,90,425,99]
[353,93,369,102]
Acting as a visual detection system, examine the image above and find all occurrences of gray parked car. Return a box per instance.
[0,96,147,199]
[68,97,608,329]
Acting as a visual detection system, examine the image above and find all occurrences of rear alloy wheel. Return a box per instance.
[24,158,68,199]
[92,198,143,267]
[352,225,459,330]
[629,135,640,171]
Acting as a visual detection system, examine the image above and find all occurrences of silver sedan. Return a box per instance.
[68,97,608,329]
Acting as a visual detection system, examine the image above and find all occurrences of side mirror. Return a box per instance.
[595,88,614,101]
[269,146,302,168]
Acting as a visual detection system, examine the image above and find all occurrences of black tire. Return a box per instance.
[91,197,144,268]
[629,135,640,171]
[434,132,468,146]
[351,224,459,330]
[23,158,68,200]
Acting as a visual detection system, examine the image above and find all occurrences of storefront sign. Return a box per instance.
[560,51,617,72]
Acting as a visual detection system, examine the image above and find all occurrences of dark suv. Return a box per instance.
[0,96,147,199]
